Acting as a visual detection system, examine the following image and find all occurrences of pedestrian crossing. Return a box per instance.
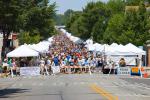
[10,76,150,87]
[10,81,150,98]
[9,76,150,99]
[11,81,89,88]
[115,93,150,97]
[10,79,150,89]
[112,80,150,90]
[11,81,116,88]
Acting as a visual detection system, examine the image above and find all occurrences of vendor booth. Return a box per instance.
[86,42,146,74]
[7,45,40,76]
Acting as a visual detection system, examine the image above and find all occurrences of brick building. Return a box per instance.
[147,40,150,67]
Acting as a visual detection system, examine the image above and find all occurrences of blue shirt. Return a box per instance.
[53,57,59,66]
[66,55,71,61]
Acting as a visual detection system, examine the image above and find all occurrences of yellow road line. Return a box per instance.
[90,84,118,100]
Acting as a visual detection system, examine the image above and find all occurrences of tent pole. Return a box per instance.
[145,55,147,67]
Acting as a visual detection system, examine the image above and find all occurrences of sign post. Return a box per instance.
[138,55,142,78]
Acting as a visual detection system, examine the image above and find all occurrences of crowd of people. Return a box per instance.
[0,58,20,77]
[0,32,127,77]
[39,32,104,75]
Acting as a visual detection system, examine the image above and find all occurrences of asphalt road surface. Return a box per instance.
[1,74,150,100]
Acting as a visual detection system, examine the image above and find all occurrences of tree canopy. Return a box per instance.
[0,0,56,44]
[65,0,150,46]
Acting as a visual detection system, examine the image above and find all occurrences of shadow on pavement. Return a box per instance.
[0,88,29,98]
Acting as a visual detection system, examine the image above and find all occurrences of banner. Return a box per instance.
[111,56,137,66]
[20,67,40,76]
[117,67,131,75]
[51,66,60,74]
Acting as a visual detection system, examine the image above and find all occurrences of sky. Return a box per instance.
[50,0,108,14]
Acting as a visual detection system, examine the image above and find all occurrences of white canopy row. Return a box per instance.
[60,29,83,44]
[7,28,146,57]
[7,37,54,57]
[86,42,146,56]
[60,28,146,56]
[28,41,51,53]
[7,45,39,57]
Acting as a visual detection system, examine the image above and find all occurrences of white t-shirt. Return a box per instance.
[82,58,85,65]
[3,62,8,67]
[40,60,45,65]
[47,59,51,65]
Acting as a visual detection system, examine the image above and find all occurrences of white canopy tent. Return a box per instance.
[38,41,51,47]
[60,28,83,44]
[48,37,54,43]
[28,44,43,53]
[65,32,71,37]
[28,41,50,53]
[86,43,138,65]
[7,45,39,57]
[86,39,93,45]
[86,44,95,51]
[93,43,102,51]
[69,36,83,44]
[89,43,146,56]
[60,29,72,38]
[60,28,67,33]
[125,43,146,55]
[89,43,146,66]
[59,28,146,65]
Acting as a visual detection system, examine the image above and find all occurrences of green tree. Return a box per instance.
[54,14,65,25]
[78,1,111,40]
[19,31,40,44]
[65,0,150,46]
[92,16,106,43]
[65,11,82,33]
[54,9,76,26]
[0,0,56,44]
[122,1,150,45]
[125,0,143,6]
[107,0,125,14]
[104,13,125,44]
[19,0,56,40]
[0,0,21,41]
[69,16,85,37]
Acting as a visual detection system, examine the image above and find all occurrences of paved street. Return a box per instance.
[1,74,150,100]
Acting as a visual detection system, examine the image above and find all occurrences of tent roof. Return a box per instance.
[125,43,146,55]
[110,43,118,47]
[86,42,146,55]
[7,45,39,57]
[86,39,93,45]
[48,37,53,43]
[28,41,51,53]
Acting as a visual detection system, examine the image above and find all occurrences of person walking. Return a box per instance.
[40,58,45,75]
[52,55,60,75]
